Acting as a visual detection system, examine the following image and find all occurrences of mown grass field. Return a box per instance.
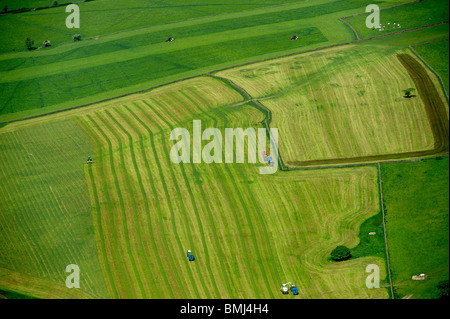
[0,119,107,298]
[0,0,411,122]
[217,41,448,166]
[381,157,449,299]
[0,0,448,301]
[0,75,389,298]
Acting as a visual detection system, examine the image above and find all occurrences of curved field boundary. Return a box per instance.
[339,17,360,41]
[409,39,449,103]
[209,55,450,171]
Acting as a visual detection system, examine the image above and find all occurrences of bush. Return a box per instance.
[51,1,58,7]
[330,245,351,261]
[25,37,35,50]
[437,280,449,299]
[72,34,82,41]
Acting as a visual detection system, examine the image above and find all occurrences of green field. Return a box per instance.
[381,157,449,299]
[412,39,449,95]
[0,0,448,301]
[343,0,449,40]
[0,119,107,298]
[0,0,413,122]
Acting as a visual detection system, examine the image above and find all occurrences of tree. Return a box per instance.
[25,37,35,50]
[402,87,416,98]
[72,34,82,41]
[3,5,8,12]
[52,1,58,7]
[330,245,351,261]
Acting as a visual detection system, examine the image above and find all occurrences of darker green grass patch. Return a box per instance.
[0,27,327,115]
[381,157,449,299]
[0,289,37,299]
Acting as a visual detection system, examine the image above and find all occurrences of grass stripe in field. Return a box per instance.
[145,96,235,298]
[138,100,213,298]
[74,118,118,298]
[206,107,276,298]
[77,117,130,298]
[82,114,137,298]
[128,102,191,298]
[85,161,119,299]
[176,95,264,297]
[120,104,187,298]
[92,111,150,298]
[102,108,161,298]
[114,106,177,298]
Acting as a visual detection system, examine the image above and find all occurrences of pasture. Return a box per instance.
[343,0,449,40]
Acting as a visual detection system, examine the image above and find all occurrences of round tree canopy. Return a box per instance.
[331,245,351,261]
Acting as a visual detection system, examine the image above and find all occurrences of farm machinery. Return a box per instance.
[187,250,195,261]
[280,282,299,295]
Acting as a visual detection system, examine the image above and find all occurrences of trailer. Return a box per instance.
[290,285,299,295]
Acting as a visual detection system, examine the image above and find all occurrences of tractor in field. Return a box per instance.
[290,35,298,40]
[290,284,299,295]
[166,37,174,42]
[85,156,95,164]
[187,250,195,261]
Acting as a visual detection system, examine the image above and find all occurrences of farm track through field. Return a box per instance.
[210,56,449,170]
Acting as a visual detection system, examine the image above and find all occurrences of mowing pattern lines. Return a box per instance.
[217,45,445,166]
[0,120,107,298]
[72,76,390,298]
